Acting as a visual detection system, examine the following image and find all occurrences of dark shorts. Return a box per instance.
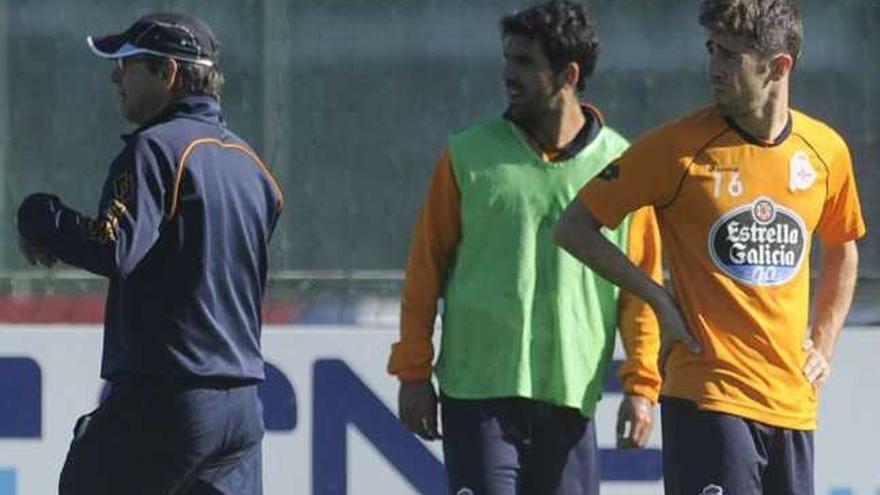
[440,394,599,495]
[59,381,264,495]
[661,396,814,495]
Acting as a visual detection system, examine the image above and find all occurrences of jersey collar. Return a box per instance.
[504,102,604,162]
[723,112,793,147]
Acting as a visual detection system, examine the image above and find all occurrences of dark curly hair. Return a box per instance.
[699,0,803,65]
[500,1,599,93]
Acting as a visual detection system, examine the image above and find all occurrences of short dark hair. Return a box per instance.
[500,1,599,93]
[140,55,225,99]
[699,0,803,64]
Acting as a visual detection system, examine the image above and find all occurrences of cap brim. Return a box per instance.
[86,34,131,59]
[86,35,214,66]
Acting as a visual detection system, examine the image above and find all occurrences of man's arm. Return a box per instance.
[17,193,117,277]
[17,137,168,278]
[554,199,700,361]
[387,148,461,440]
[803,240,859,388]
[616,207,662,449]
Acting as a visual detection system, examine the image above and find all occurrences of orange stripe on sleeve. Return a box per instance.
[387,148,462,382]
[168,138,284,219]
[617,206,663,402]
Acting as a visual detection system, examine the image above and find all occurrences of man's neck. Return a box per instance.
[729,88,790,143]
[520,97,586,151]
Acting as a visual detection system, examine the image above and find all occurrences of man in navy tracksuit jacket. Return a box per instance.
[16,13,283,495]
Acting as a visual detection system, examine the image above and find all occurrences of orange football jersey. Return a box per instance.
[579,106,866,429]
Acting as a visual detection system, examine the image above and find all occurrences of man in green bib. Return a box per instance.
[387,2,662,493]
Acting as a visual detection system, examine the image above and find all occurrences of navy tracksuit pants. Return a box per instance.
[59,380,264,495]
[661,397,814,495]
[440,395,600,495]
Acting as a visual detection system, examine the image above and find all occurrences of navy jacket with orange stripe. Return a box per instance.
[20,96,283,384]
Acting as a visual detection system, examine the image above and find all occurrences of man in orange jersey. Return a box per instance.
[386,1,662,493]
[555,0,865,494]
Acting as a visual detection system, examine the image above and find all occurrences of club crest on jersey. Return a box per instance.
[113,171,133,203]
[708,197,807,286]
[789,151,817,192]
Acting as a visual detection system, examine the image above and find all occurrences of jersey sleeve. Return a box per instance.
[815,140,867,243]
[578,130,683,229]
[617,206,663,402]
[30,136,170,277]
[387,148,462,381]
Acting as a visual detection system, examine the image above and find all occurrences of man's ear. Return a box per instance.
[554,61,581,94]
[768,53,793,81]
[163,58,179,91]
[564,61,581,90]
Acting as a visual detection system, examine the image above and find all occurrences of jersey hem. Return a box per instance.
[661,391,817,430]
[438,385,598,418]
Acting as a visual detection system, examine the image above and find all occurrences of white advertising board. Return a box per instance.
[0,325,877,494]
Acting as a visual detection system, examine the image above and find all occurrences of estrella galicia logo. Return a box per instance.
[708,197,806,286]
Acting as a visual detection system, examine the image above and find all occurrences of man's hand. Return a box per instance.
[616,393,654,449]
[802,339,832,391]
[17,193,62,243]
[18,235,56,268]
[398,380,441,441]
[655,292,701,372]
